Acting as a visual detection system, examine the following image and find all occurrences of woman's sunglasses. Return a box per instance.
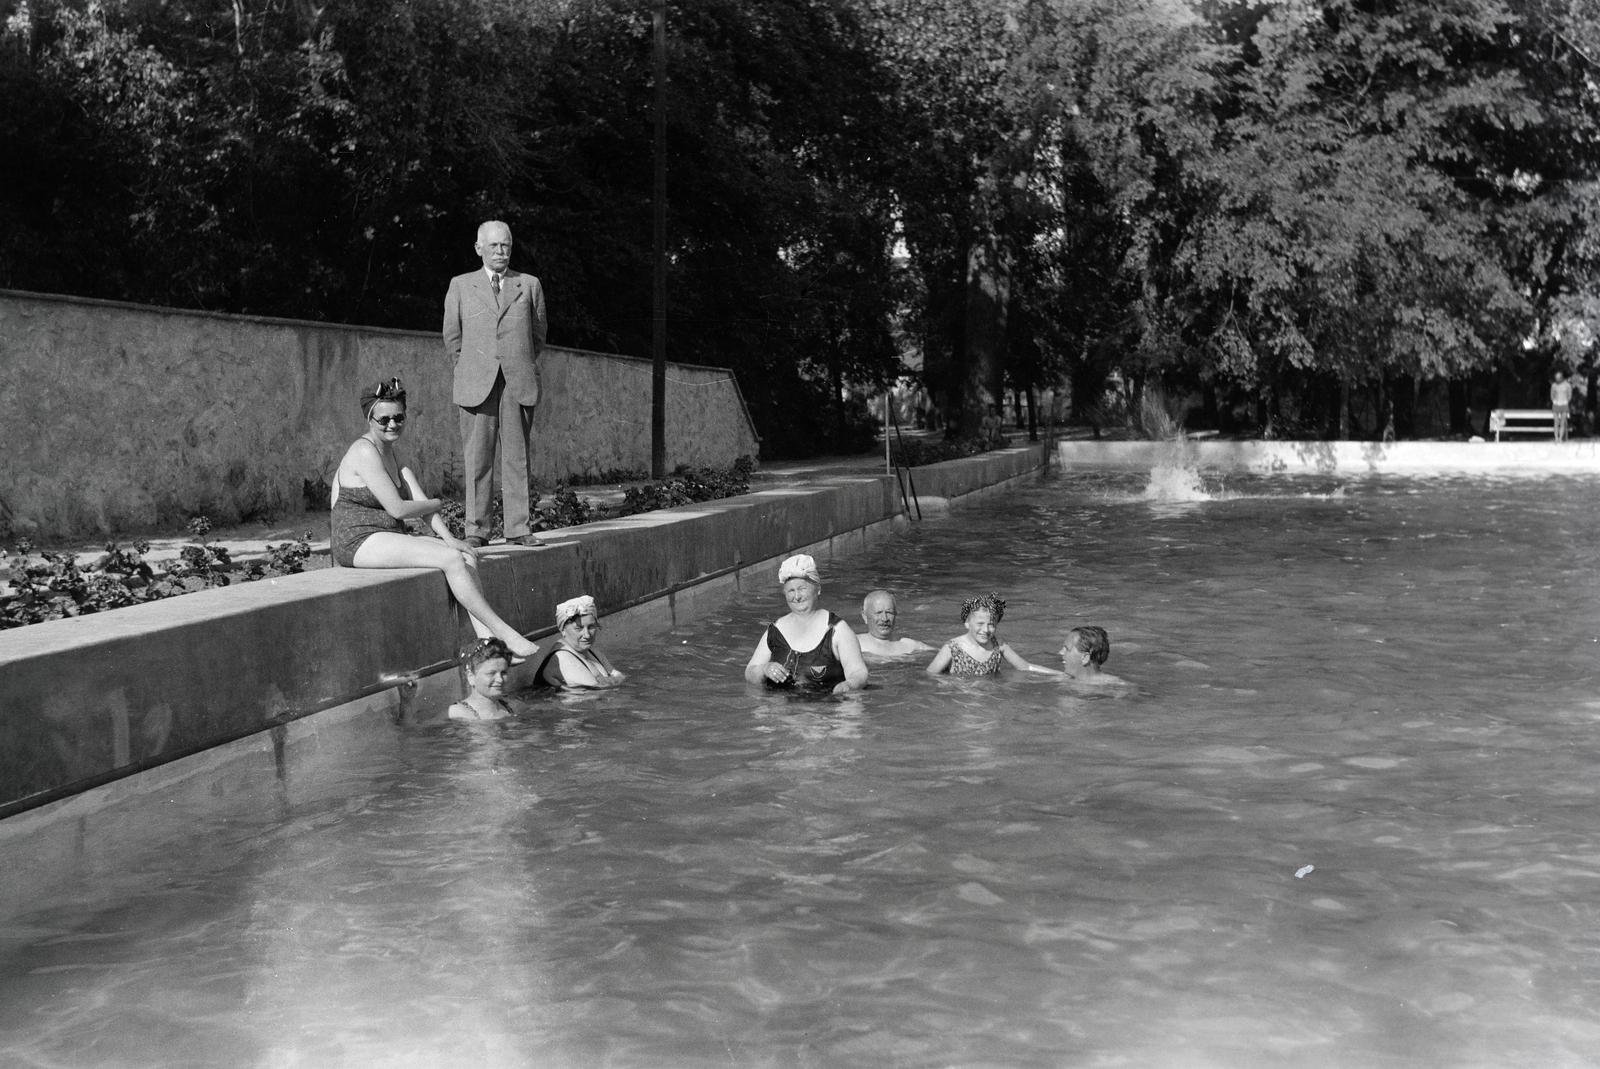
[371,413,406,427]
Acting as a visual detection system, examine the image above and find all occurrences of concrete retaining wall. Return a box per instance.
[1059,439,1600,474]
[0,443,1049,820]
[0,288,761,541]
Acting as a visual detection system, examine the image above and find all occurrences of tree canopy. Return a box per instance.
[4,0,1600,449]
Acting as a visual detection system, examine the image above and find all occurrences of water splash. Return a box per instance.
[1143,462,1211,503]
[1142,434,1213,504]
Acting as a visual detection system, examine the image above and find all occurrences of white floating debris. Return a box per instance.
[1295,865,1314,879]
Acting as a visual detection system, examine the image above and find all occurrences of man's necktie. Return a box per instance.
[491,274,502,297]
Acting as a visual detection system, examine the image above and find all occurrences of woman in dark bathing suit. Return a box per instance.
[537,594,625,688]
[332,377,539,660]
[743,554,869,694]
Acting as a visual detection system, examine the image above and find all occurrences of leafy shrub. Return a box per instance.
[536,484,594,529]
[889,436,1007,467]
[622,456,754,515]
[438,498,504,542]
[1,522,316,630]
[242,534,315,579]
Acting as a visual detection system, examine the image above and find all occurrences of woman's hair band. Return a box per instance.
[361,376,407,418]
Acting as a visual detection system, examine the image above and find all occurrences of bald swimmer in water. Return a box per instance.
[856,590,935,659]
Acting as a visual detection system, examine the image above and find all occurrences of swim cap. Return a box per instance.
[778,554,821,585]
[555,594,597,629]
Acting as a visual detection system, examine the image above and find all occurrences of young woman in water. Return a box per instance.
[744,554,869,694]
[926,593,1061,677]
[537,595,625,688]
[332,377,539,660]
[448,638,516,720]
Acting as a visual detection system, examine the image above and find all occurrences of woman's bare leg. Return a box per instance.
[351,533,537,657]
[460,557,495,639]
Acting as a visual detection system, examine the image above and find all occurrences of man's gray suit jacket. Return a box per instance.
[442,268,545,408]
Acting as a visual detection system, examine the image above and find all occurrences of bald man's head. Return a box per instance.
[861,590,898,640]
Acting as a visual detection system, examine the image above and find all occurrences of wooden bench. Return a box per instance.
[1489,409,1556,441]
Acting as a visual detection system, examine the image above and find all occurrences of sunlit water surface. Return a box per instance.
[4,472,1600,1068]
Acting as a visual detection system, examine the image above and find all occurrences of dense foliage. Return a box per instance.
[890,434,1009,467]
[4,0,1600,442]
[621,454,754,512]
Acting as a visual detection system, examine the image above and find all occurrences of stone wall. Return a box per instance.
[0,289,761,540]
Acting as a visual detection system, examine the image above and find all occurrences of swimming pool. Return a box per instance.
[2,471,1599,1068]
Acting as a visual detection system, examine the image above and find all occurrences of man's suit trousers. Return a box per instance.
[459,369,534,538]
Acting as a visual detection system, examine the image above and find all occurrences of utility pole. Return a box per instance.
[651,0,668,478]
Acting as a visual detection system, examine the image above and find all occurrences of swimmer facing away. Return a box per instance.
[1059,626,1124,685]
[449,638,516,720]
[926,593,1061,677]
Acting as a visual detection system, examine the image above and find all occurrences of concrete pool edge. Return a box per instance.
[0,443,1048,828]
[1058,438,1600,473]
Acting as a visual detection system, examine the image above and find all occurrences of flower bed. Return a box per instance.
[1,457,756,631]
[1,518,314,630]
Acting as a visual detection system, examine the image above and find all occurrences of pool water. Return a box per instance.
[3,472,1600,1068]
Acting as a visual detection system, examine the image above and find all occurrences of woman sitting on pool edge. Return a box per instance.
[332,377,538,660]
[926,593,1060,677]
[449,638,517,720]
[744,554,869,694]
[537,595,625,688]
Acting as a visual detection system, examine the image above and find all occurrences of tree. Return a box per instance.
[1144,0,1600,435]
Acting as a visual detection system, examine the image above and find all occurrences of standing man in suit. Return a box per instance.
[443,220,546,547]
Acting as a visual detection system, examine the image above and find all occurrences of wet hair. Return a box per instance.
[460,637,512,673]
[361,377,407,418]
[1066,626,1110,666]
[960,593,1006,623]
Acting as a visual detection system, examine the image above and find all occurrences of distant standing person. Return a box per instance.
[856,590,934,659]
[443,220,546,548]
[1551,370,1574,442]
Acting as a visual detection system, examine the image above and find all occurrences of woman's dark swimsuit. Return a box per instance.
[535,645,616,687]
[764,612,847,691]
[331,479,411,567]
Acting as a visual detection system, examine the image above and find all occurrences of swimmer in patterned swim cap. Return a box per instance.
[926,593,1061,677]
[744,555,869,694]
